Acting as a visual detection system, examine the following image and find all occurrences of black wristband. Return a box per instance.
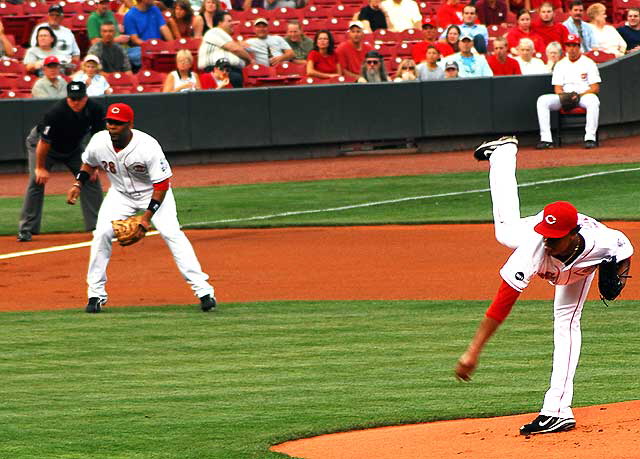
[75,170,90,185]
[147,199,162,214]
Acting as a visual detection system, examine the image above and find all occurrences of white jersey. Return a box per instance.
[500,213,634,292]
[82,129,172,198]
[551,54,601,94]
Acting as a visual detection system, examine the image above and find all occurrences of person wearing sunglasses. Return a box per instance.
[357,50,389,83]
[393,58,418,81]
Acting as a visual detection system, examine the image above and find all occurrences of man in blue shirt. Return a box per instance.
[562,0,594,52]
[459,5,489,53]
[617,8,640,53]
[449,34,493,77]
[124,0,173,68]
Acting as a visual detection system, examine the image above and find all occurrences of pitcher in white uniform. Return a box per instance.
[66,102,216,313]
[455,136,632,435]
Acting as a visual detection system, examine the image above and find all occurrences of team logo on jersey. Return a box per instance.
[128,162,147,176]
[581,73,587,81]
[515,272,525,281]
[545,214,557,225]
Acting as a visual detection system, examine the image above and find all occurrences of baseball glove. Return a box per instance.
[112,216,150,246]
[598,256,629,303]
[559,92,580,111]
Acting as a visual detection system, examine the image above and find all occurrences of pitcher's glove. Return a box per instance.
[112,216,151,246]
[559,92,580,111]
[598,256,630,303]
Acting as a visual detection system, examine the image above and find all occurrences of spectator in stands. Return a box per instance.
[88,0,129,46]
[24,27,64,76]
[357,50,388,82]
[163,49,201,91]
[587,3,626,57]
[545,41,563,71]
[536,34,600,149]
[437,0,464,29]
[31,56,67,98]
[474,0,507,26]
[194,0,219,37]
[88,22,133,74]
[486,36,521,75]
[30,5,81,70]
[443,59,459,78]
[381,0,422,32]
[356,0,390,33]
[306,30,342,79]
[412,17,451,63]
[72,55,112,96]
[458,5,488,53]
[124,0,174,69]
[0,19,16,58]
[507,10,545,56]
[618,8,640,53]
[198,10,252,87]
[416,45,445,80]
[449,33,493,77]
[265,0,302,9]
[200,57,234,89]
[531,2,569,48]
[515,37,548,74]
[167,0,198,38]
[439,24,461,56]
[506,0,530,16]
[563,0,594,52]
[285,21,314,63]
[336,21,373,80]
[393,58,418,81]
[246,18,295,67]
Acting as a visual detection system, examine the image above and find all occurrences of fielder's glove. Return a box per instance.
[598,256,630,304]
[112,215,150,246]
[559,92,580,111]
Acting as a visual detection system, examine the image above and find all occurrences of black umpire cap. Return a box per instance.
[67,81,87,99]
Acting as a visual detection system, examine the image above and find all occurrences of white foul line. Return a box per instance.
[2,166,638,260]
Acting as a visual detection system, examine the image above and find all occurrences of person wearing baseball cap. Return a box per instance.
[448,32,493,77]
[30,55,67,99]
[562,0,595,52]
[200,58,234,89]
[245,17,294,67]
[457,135,634,436]
[536,28,601,149]
[411,17,451,63]
[336,20,373,79]
[105,103,135,146]
[71,55,113,96]
[443,59,459,78]
[29,4,81,67]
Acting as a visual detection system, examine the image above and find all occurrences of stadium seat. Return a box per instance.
[373,28,399,43]
[327,17,350,32]
[305,5,332,18]
[374,42,396,59]
[1,16,35,46]
[141,38,173,54]
[22,1,48,16]
[397,28,420,42]
[269,19,288,34]
[274,61,305,83]
[0,74,16,90]
[329,4,359,18]
[14,73,35,90]
[70,14,88,29]
[60,2,84,15]
[243,63,275,86]
[106,72,138,91]
[0,58,26,75]
[555,107,596,146]
[266,7,302,21]
[395,41,412,58]
[585,50,617,63]
[136,69,166,85]
[0,2,24,16]
[171,37,202,53]
[301,18,329,33]
[243,7,268,20]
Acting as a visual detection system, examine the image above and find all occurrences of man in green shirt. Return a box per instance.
[284,21,313,63]
[87,0,130,45]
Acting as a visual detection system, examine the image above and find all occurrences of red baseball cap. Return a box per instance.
[105,103,134,123]
[565,34,581,45]
[422,17,436,28]
[534,201,578,238]
[43,55,60,66]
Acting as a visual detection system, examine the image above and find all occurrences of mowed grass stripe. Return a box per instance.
[0,300,638,458]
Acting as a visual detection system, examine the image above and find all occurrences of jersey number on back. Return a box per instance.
[101,161,117,174]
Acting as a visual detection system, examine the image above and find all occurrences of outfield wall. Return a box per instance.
[1,52,639,165]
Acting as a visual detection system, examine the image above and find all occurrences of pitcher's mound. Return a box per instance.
[272,400,640,459]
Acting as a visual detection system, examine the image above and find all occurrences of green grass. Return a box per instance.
[0,300,638,458]
[1,163,639,235]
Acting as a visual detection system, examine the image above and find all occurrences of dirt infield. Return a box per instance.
[2,138,640,458]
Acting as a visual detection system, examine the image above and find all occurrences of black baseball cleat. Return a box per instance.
[584,140,598,149]
[85,297,106,313]
[536,141,554,150]
[200,294,217,312]
[473,136,518,161]
[519,415,576,435]
[17,231,32,242]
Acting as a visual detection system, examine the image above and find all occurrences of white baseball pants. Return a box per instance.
[489,142,592,419]
[536,93,600,143]
[87,188,214,301]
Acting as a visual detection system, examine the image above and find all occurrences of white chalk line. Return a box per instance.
[2,166,638,260]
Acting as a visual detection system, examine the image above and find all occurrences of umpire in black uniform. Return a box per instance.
[17,81,105,242]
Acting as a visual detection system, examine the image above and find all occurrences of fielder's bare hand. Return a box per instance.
[67,184,81,205]
[455,352,478,382]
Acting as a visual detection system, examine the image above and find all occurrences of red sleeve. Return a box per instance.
[153,178,170,191]
[485,280,520,323]
[412,42,426,63]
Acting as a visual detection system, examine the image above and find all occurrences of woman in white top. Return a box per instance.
[587,2,626,57]
[72,54,112,96]
[515,38,548,75]
[163,49,201,92]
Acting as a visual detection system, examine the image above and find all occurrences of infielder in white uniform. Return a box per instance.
[536,33,601,149]
[67,103,216,313]
[455,136,632,435]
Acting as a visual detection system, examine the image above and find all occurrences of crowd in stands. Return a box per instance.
[0,0,639,98]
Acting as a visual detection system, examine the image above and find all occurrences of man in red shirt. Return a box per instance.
[486,36,521,75]
[336,21,373,80]
[532,2,569,47]
[437,0,465,29]
[412,17,451,63]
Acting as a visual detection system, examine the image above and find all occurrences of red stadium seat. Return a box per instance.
[395,41,412,57]
[14,73,35,90]
[373,28,399,43]
[106,72,138,90]
[269,19,288,34]
[22,1,48,16]
[0,2,24,16]
[60,2,84,15]
[327,17,350,32]
[308,0,339,5]
[1,16,36,46]
[243,7,268,20]
[243,63,275,86]
[136,69,166,85]
[70,14,88,29]
[398,28,420,42]
[267,7,302,21]
[0,58,26,75]
[305,5,332,18]
[171,37,202,53]
[328,3,359,18]
[274,61,306,76]
[141,38,173,54]
[301,18,329,33]
[0,74,17,89]
[585,49,617,63]
[374,42,396,59]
